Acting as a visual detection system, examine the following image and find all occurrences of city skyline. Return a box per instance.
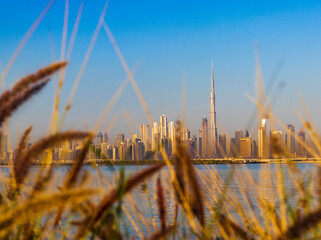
[1,1,321,146]
[0,63,309,161]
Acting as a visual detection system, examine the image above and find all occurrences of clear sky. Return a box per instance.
[1,0,321,146]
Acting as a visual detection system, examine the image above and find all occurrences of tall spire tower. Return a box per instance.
[209,59,218,157]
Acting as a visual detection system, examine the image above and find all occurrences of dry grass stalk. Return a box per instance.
[61,0,110,122]
[14,131,88,188]
[62,136,93,189]
[174,121,205,227]
[156,176,166,231]
[75,164,164,238]
[15,126,32,167]
[0,79,50,128]
[218,213,254,240]
[0,0,56,88]
[53,137,93,226]
[0,188,98,236]
[28,166,53,198]
[13,62,67,93]
[145,225,176,240]
[102,21,154,127]
[0,62,67,108]
[277,207,321,240]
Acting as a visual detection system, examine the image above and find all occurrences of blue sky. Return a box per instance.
[1,0,321,145]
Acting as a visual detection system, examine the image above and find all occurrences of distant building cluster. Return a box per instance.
[0,62,311,162]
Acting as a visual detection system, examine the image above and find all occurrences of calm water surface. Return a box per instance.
[1,163,317,238]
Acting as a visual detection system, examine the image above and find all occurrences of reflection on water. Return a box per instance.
[0,163,316,238]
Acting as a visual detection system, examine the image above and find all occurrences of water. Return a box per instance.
[1,163,317,238]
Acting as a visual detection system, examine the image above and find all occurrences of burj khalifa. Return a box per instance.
[209,60,218,157]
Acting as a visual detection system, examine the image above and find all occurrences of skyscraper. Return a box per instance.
[235,130,243,156]
[270,130,284,158]
[97,132,103,145]
[160,115,168,139]
[199,118,208,158]
[168,121,176,154]
[152,122,160,150]
[140,124,150,151]
[208,61,218,157]
[297,129,306,157]
[103,132,108,143]
[285,124,295,157]
[218,134,226,158]
[240,137,251,158]
[258,119,268,158]
[0,135,8,159]
[116,134,125,148]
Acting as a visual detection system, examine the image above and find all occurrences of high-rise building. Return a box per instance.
[136,141,145,160]
[285,124,295,157]
[168,121,176,154]
[252,140,258,158]
[218,134,226,158]
[116,134,125,148]
[245,129,249,137]
[119,143,125,160]
[97,132,103,145]
[209,61,218,157]
[112,147,119,160]
[103,132,108,143]
[199,118,208,158]
[240,137,251,158]
[160,115,168,139]
[152,122,160,150]
[270,130,284,158]
[235,130,243,156]
[0,135,8,158]
[101,143,108,159]
[198,129,203,158]
[230,138,236,157]
[297,128,306,157]
[140,124,150,151]
[182,128,190,141]
[258,119,268,158]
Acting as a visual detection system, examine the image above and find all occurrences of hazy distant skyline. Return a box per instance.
[1,0,321,146]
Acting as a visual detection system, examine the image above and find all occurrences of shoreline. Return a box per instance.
[1,158,321,166]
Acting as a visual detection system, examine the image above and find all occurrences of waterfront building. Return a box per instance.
[230,137,236,157]
[218,134,227,158]
[152,122,160,150]
[97,132,103,145]
[116,134,125,148]
[198,130,203,158]
[160,115,168,139]
[235,130,243,156]
[101,143,108,158]
[270,130,284,158]
[240,137,251,158]
[208,61,218,157]
[130,142,136,160]
[168,121,176,154]
[112,147,119,160]
[199,118,208,157]
[182,128,190,141]
[297,128,306,157]
[136,141,145,160]
[1,135,8,159]
[140,124,150,151]
[119,143,125,160]
[103,131,108,143]
[252,140,258,158]
[258,119,268,158]
[285,124,295,157]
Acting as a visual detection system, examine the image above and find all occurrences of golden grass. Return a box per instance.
[2,4,321,240]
